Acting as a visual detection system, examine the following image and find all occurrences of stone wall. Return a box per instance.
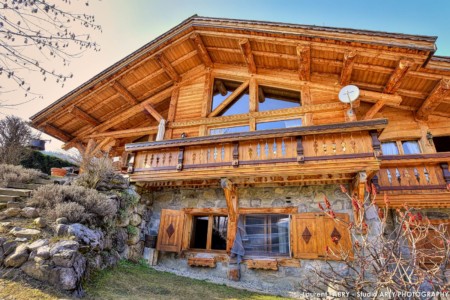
[142,184,357,296]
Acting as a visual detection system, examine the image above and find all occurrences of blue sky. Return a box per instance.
[3,0,449,151]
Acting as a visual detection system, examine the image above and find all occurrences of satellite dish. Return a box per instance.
[338,85,360,104]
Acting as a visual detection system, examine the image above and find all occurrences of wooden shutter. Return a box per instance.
[157,209,185,252]
[291,213,352,260]
[291,213,324,259]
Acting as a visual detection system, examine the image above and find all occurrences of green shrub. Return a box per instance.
[30,184,118,226]
[20,150,75,175]
[0,164,46,187]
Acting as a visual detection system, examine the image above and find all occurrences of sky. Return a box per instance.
[1,0,449,152]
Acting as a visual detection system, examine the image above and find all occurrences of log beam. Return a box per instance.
[42,123,73,141]
[111,81,139,105]
[208,80,250,117]
[92,137,115,155]
[142,103,164,122]
[383,59,414,94]
[416,79,450,121]
[239,39,256,74]
[221,178,238,253]
[68,105,100,126]
[340,51,357,85]
[155,53,180,82]
[363,99,386,120]
[85,126,158,139]
[296,45,311,81]
[190,33,213,67]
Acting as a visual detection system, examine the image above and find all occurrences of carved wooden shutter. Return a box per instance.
[291,213,323,259]
[157,209,185,252]
[292,213,352,260]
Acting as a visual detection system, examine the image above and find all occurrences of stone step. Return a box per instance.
[0,195,20,203]
[0,188,32,197]
[7,182,43,190]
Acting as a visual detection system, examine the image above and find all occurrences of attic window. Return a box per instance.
[257,86,301,112]
[211,79,249,116]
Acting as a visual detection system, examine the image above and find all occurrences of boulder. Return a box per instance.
[127,227,140,245]
[49,240,79,256]
[2,207,21,218]
[49,267,78,290]
[36,245,51,260]
[114,228,128,252]
[29,239,49,251]
[21,207,39,218]
[128,242,144,262]
[0,247,4,265]
[6,202,22,209]
[129,214,142,226]
[67,223,104,250]
[3,240,17,256]
[9,227,41,239]
[0,237,6,246]
[56,217,68,225]
[55,224,69,236]
[4,244,29,267]
[52,249,78,268]
[33,217,47,228]
[116,215,130,227]
[21,260,52,282]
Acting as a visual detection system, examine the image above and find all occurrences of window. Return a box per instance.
[381,140,421,155]
[190,215,228,251]
[241,214,290,257]
[256,119,302,131]
[258,86,301,112]
[209,125,250,135]
[433,136,450,152]
[211,79,249,116]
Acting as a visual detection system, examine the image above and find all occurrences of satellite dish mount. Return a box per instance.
[338,85,360,121]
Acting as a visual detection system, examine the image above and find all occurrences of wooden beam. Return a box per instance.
[142,103,164,122]
[190,33,213,67]
[416,79,450,121]
[383,59,414,94]
[208,80,250,117]
[221,178,238,254]
[91,137,115,155]
[363,99,386,120]
[249,77,258,113]
[239,39,256,74]
[166,86,181,139]
[85,126,158,139]
[340,51,357,85]
[42,123,73,141]
[296,45,311,81]
[111,81,139,105]
[155,53,180,82]
[68,105,100,126]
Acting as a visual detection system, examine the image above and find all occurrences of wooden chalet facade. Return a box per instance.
[31,16,450,289]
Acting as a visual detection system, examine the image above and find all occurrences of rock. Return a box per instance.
[49,240,79,256]
[128,242,144,262]
[67,223,104,250]
[114,228,128,252]
[0,223,11,233]
[127,227,140,245]
[33,217,47,228]
[129,214,142,226]
[15,238,28,242]
[21,207,39,218]
[21,260,52,282]
[4,244,29,267]
[9,227,41,239]
[36,245,50,259]
[72,253,86,278]
[52,249,78,267]
[49,267,78,290]
[3,240,17,256]
[56,217,68,224]
[55,224,69,236]
[7,202,22,209]
[0,247,4,265]
[116,215,130,227]
[0,237,6,246]
[3,207,21,218]
[29,239,49,251]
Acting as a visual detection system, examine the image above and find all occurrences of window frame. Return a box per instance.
[381,139,422,155]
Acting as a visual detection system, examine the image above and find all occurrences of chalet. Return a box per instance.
[30,16,450,292]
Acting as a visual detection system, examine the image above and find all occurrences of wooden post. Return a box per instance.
[221,178,239,281]
[232,142,239,167]
[369,130,382,157]
[176,147,185,171]
[440,163,450,187]
[351,171,367,226]
[340,51,357,86]
[296,136,304,163]
[127,152,136,174]
[296,45,311,81]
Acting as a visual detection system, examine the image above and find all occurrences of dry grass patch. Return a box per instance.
[0,278,67,300]
[85,261,290,300]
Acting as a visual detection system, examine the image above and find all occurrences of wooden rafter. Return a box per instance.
[340,51,357,85]
[363,99,386,120]
[86,126,158,139]
[190,33,213,67]
[142,103,164,122]
[92,137,115,154]
[239,39,256,73]
[296,45,311,81]
[383,59,414,94]
[111,81,139,105]
[42,123,73,141]
[68,105,100,126]
[208,79,250,117]
[416,78,450,121]
[155,53,180,82]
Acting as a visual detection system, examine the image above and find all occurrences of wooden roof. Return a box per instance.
[30,15,450,148]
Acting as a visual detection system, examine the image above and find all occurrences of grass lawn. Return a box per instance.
[84,260,290,300]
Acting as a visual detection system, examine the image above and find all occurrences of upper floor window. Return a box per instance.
[433,136,450,153]
[256,119,302,131]
[381,140,421,155]
[211,79,249,116]
[209,125,250,135]
[381,142,399,155]
[257,86,301,112]
[402,141,421,154]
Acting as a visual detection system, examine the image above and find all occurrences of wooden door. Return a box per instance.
[157,209,185,252]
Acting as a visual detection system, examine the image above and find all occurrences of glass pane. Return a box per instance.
[242,214,289,257]
[211,79,249,116]
[190,216,209,249]
[381,142,399,155]
[211,216,228,250]
[258,86,301,112]
[210,125,250,135]
[402,141,421,154]
[256,119,302,131]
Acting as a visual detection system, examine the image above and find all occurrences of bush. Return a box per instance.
[75,157,115,189]
[0,164,46,187]
[30,184,118,226]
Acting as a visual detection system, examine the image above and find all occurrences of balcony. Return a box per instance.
[124,119,387,186]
